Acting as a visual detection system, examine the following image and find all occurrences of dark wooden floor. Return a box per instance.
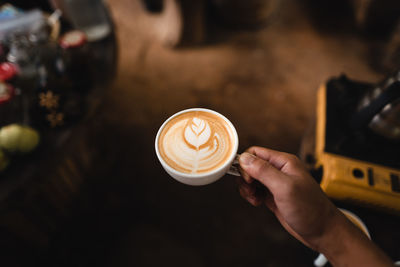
[3,0,400,266]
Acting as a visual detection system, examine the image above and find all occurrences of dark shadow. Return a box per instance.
[355,0,400,39]
[141,0,164,13]
[6,0,52,12]
[299,0,357,35]
[174,0,281,48]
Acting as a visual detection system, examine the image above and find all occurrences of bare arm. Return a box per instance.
[237,146,393,267]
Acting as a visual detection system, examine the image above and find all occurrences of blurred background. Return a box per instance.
[0,0,400,266]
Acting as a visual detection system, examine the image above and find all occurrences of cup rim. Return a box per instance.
[155,108,239,179]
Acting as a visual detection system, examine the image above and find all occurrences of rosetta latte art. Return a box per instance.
[158,111,234,174]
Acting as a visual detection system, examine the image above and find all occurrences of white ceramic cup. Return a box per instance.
[155,108,240,186]
[314,208,371,267]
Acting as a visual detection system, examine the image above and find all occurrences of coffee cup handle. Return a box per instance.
[227,154,241,176]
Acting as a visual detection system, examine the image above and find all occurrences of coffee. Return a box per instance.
[158,110,235,174]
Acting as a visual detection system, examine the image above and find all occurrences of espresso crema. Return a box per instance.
[158,110,235,174]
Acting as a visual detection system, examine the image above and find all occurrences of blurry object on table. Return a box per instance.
[131,0,280,48]
[301,73,400,213]
[56,0,112,41]
[0,4,24,20]
[0,124,40,154]
[0,2,117,174]
[124,0,205,47]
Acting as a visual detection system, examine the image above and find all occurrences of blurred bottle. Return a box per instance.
[57,30,90,121]
[6,33,37,78]
[59,30,89,88]
[62,0,112,42]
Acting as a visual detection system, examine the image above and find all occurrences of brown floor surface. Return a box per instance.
[38,1,400,267]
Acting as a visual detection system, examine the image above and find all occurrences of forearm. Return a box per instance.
[317,212,393,267]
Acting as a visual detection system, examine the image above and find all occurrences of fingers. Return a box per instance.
[245,146,289,170]
[237,176,276,210]
[239,152,288,192]
[239,166,254,184]
[245,146,304,176]
[236,177,263,206]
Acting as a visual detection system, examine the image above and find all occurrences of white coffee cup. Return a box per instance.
[155,108,240,186]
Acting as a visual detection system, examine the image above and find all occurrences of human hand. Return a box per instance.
[237,146,393,267]
[237,146,339,250]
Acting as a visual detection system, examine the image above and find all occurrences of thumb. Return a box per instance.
[239,152,286,191]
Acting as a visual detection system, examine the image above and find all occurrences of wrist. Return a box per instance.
[314,210,355,261]
[315,209,393,267]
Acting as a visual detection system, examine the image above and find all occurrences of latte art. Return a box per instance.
[158,111,235,174]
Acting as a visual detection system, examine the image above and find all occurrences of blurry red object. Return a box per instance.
[0,63,19,81]
[59,30,87,49]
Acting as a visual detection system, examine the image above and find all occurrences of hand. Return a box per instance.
[237,146,338,250]
[237,146,393,267]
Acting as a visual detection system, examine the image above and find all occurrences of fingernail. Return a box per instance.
[240,152,256,166]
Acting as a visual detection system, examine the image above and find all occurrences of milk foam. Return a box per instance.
[158,111,234,174]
